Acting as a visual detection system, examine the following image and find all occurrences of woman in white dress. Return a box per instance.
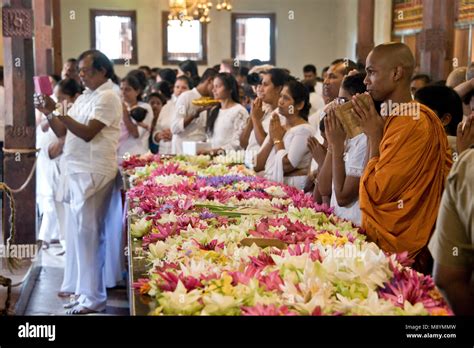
[103,72,153,289]
[117,73,153,162]
[198,73,249,155]
[254,79,314,190]
[152,76,191,154]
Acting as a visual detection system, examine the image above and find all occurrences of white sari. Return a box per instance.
[263,124,314,190]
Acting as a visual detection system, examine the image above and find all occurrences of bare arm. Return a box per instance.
[254,139,273,172]
[432,263,474,315]
[48,137,65,159]
[331,148,360,207]
[122,105,139,138]
[252,116,267,146]
[317,149,333,197]
[454,78,474,99]
[240,118,253,149]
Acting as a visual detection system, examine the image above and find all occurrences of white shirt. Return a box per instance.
[36,125,61,198]
[170,88,207,154]
[63,79,122,179]
[315,81,323,97]
[309,92,325,116]
[0,86,5,142]
[263,123,314,179]
[330,133,368,226]
[154,95,177,155]
[246,107,287,153]
[308,106,328,173]
[118,101,153,161]
[209,104,249,151]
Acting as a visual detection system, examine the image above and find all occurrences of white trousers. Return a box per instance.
[60,201,78,294]
[103,173,125,288]
[67,172,115,311]
[37,195,60,243]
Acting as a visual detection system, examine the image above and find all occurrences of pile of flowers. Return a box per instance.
[124,154,451,316]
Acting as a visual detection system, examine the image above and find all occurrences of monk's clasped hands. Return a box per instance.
[351,92,385,140]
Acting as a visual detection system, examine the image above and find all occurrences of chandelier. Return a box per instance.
[168,0,232,23]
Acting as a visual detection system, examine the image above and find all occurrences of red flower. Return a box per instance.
[241,304,297,316]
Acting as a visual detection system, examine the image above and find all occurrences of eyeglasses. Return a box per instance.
[335,97,349,105]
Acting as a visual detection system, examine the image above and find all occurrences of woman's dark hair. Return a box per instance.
[146,92,167,106]
[77,50,115,79]
[153,81,173,100]
[49,74,62,85]
[264,68,290,88]
[415,85,463,136]
[319,118,325,134]
[179,60,200,86]
[126,70,148,91]
[238,67,249,77]
[57,78,83,98]
[110,72,120,85]
[284,78,311,121]
[206,73,240,135]
[200,68,218,84]
[341,73,367,96]
[158,68,177,86]
[303,80,315,93]
[242,83,256,100]
[176,75,193,89]
[122,74,145,101]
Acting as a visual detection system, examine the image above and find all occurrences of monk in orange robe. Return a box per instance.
[352,43,452,270]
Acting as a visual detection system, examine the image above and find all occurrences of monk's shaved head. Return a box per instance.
[370,42,415,81]
[364,42,416,102]
[446,67,467,88]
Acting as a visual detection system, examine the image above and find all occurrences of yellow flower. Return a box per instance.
[316,232,338,246]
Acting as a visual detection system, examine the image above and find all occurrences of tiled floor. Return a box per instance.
[24,244,130,316]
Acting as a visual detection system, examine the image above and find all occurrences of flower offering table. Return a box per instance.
[123,154,451,316]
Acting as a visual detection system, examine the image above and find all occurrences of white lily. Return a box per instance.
[158,281,203,315]
[201,292,242,315]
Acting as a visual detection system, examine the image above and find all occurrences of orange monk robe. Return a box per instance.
[359,103,452,259]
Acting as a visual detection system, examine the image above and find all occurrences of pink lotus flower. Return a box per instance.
[248,252,275,269]
[257,270,284,291]
[249,217,317,245]
[155,271,202,292]
[228,265,260,286]
[154,262,180,273]
[132,278,151,295]
[379,267,451,312]
[122,154,162,170]
[192,239,225,251]
[287,242,322,262]
[142,222,179,247]
[241,304,297,316]
[150,163,192,178]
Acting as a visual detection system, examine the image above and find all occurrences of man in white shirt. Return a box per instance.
[170,68,218,154]
[306,59,358,191]
[35,50,122,314]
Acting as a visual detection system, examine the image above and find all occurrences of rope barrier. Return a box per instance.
[0,149,39,271]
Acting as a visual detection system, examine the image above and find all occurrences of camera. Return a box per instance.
[247,72,262,86]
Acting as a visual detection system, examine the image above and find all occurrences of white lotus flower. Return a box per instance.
[201,293,242,315]
[158,281,203,315]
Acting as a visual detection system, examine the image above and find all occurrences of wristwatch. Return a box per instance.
[46,110,60,120]
[273,139,282,145]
